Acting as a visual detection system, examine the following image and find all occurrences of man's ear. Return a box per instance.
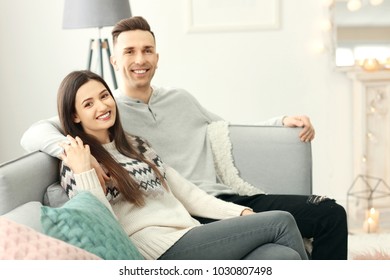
[110,55,118,71]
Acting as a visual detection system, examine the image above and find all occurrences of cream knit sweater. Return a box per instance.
[67,141,247,260]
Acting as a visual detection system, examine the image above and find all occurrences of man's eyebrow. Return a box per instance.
[123,45,155,51]
[123,46,134,52]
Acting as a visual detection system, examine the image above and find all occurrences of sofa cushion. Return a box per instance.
[0,151,59,215]
[43,182,69,207]
[41,191,143,260]
[0,217,101,260]
[2,201,43,233]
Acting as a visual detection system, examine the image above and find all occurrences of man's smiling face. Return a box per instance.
[111,29,159,91]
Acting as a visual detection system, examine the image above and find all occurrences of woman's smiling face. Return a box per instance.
[73,79,117,144]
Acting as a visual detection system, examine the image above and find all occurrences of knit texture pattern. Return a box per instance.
[0,216,101,260]
[207,121,265,196]
[60,136,166,200]
[41,191,143,260]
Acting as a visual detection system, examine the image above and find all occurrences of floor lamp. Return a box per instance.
[62,0,132,89]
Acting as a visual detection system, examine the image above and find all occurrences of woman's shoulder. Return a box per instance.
[127,134,149,147]
[126,134,154,155]
[127,134,164,164]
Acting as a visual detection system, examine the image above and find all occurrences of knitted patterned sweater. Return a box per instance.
[60,137,247,260]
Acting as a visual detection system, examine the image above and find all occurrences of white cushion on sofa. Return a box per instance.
[2,201,43,233]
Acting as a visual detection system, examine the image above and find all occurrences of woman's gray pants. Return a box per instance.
[158,210,308,260]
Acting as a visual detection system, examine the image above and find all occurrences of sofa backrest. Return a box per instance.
[1,125,312,215]
[229,125,312,195]
[0,151,59,215]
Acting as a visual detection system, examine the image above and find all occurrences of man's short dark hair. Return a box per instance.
[112,16,155,45]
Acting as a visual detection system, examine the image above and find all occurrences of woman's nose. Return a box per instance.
[96,100,108,110]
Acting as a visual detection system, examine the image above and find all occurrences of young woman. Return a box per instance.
[57,70,308,260]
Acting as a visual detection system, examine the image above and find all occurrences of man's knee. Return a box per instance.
[329,202,347,220]
[321,201,347,228]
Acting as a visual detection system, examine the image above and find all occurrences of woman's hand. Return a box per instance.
[58,135,92,174]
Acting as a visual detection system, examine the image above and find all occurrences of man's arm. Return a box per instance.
[282,115,315,142]
[21,117,109,187]
[257,115,285,126]
[258,115,315,142]
[20,116,66,157]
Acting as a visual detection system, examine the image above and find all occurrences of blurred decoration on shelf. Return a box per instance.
[332,0,390,69]
[346,0,384,12]
[347,175,390,233]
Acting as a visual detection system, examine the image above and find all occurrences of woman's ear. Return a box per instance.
[73,114,81,123]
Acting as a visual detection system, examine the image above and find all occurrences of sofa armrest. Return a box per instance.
[0,151,59,215]
[229,125,312,195]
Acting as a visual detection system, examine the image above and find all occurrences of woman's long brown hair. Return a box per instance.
[57,70,166,206]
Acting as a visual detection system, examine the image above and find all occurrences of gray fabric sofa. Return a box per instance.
[0,124,312,228]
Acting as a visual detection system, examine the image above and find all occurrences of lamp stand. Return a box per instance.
[87,36,118,89]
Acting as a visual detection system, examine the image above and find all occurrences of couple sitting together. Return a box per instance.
[21,16,348,260]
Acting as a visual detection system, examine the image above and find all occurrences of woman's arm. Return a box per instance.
[165,166,251,219]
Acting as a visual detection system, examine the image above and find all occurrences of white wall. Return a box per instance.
[0,0,354,205]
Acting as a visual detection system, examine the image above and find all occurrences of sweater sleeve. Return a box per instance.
[182,88,284,126]
[165,166,249,219]
[72,169,117,218]
[183,89,223,122]
[20,116,67,157]
[257,115,285,126]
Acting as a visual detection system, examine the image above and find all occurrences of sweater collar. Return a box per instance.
[102,141,116,151]
[114,86,159,104]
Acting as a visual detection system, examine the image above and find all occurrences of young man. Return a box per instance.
[21,16,347,259]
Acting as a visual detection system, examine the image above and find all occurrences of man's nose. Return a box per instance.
[134,52,146,64]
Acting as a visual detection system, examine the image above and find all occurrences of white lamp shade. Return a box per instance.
[63,0,131,29]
